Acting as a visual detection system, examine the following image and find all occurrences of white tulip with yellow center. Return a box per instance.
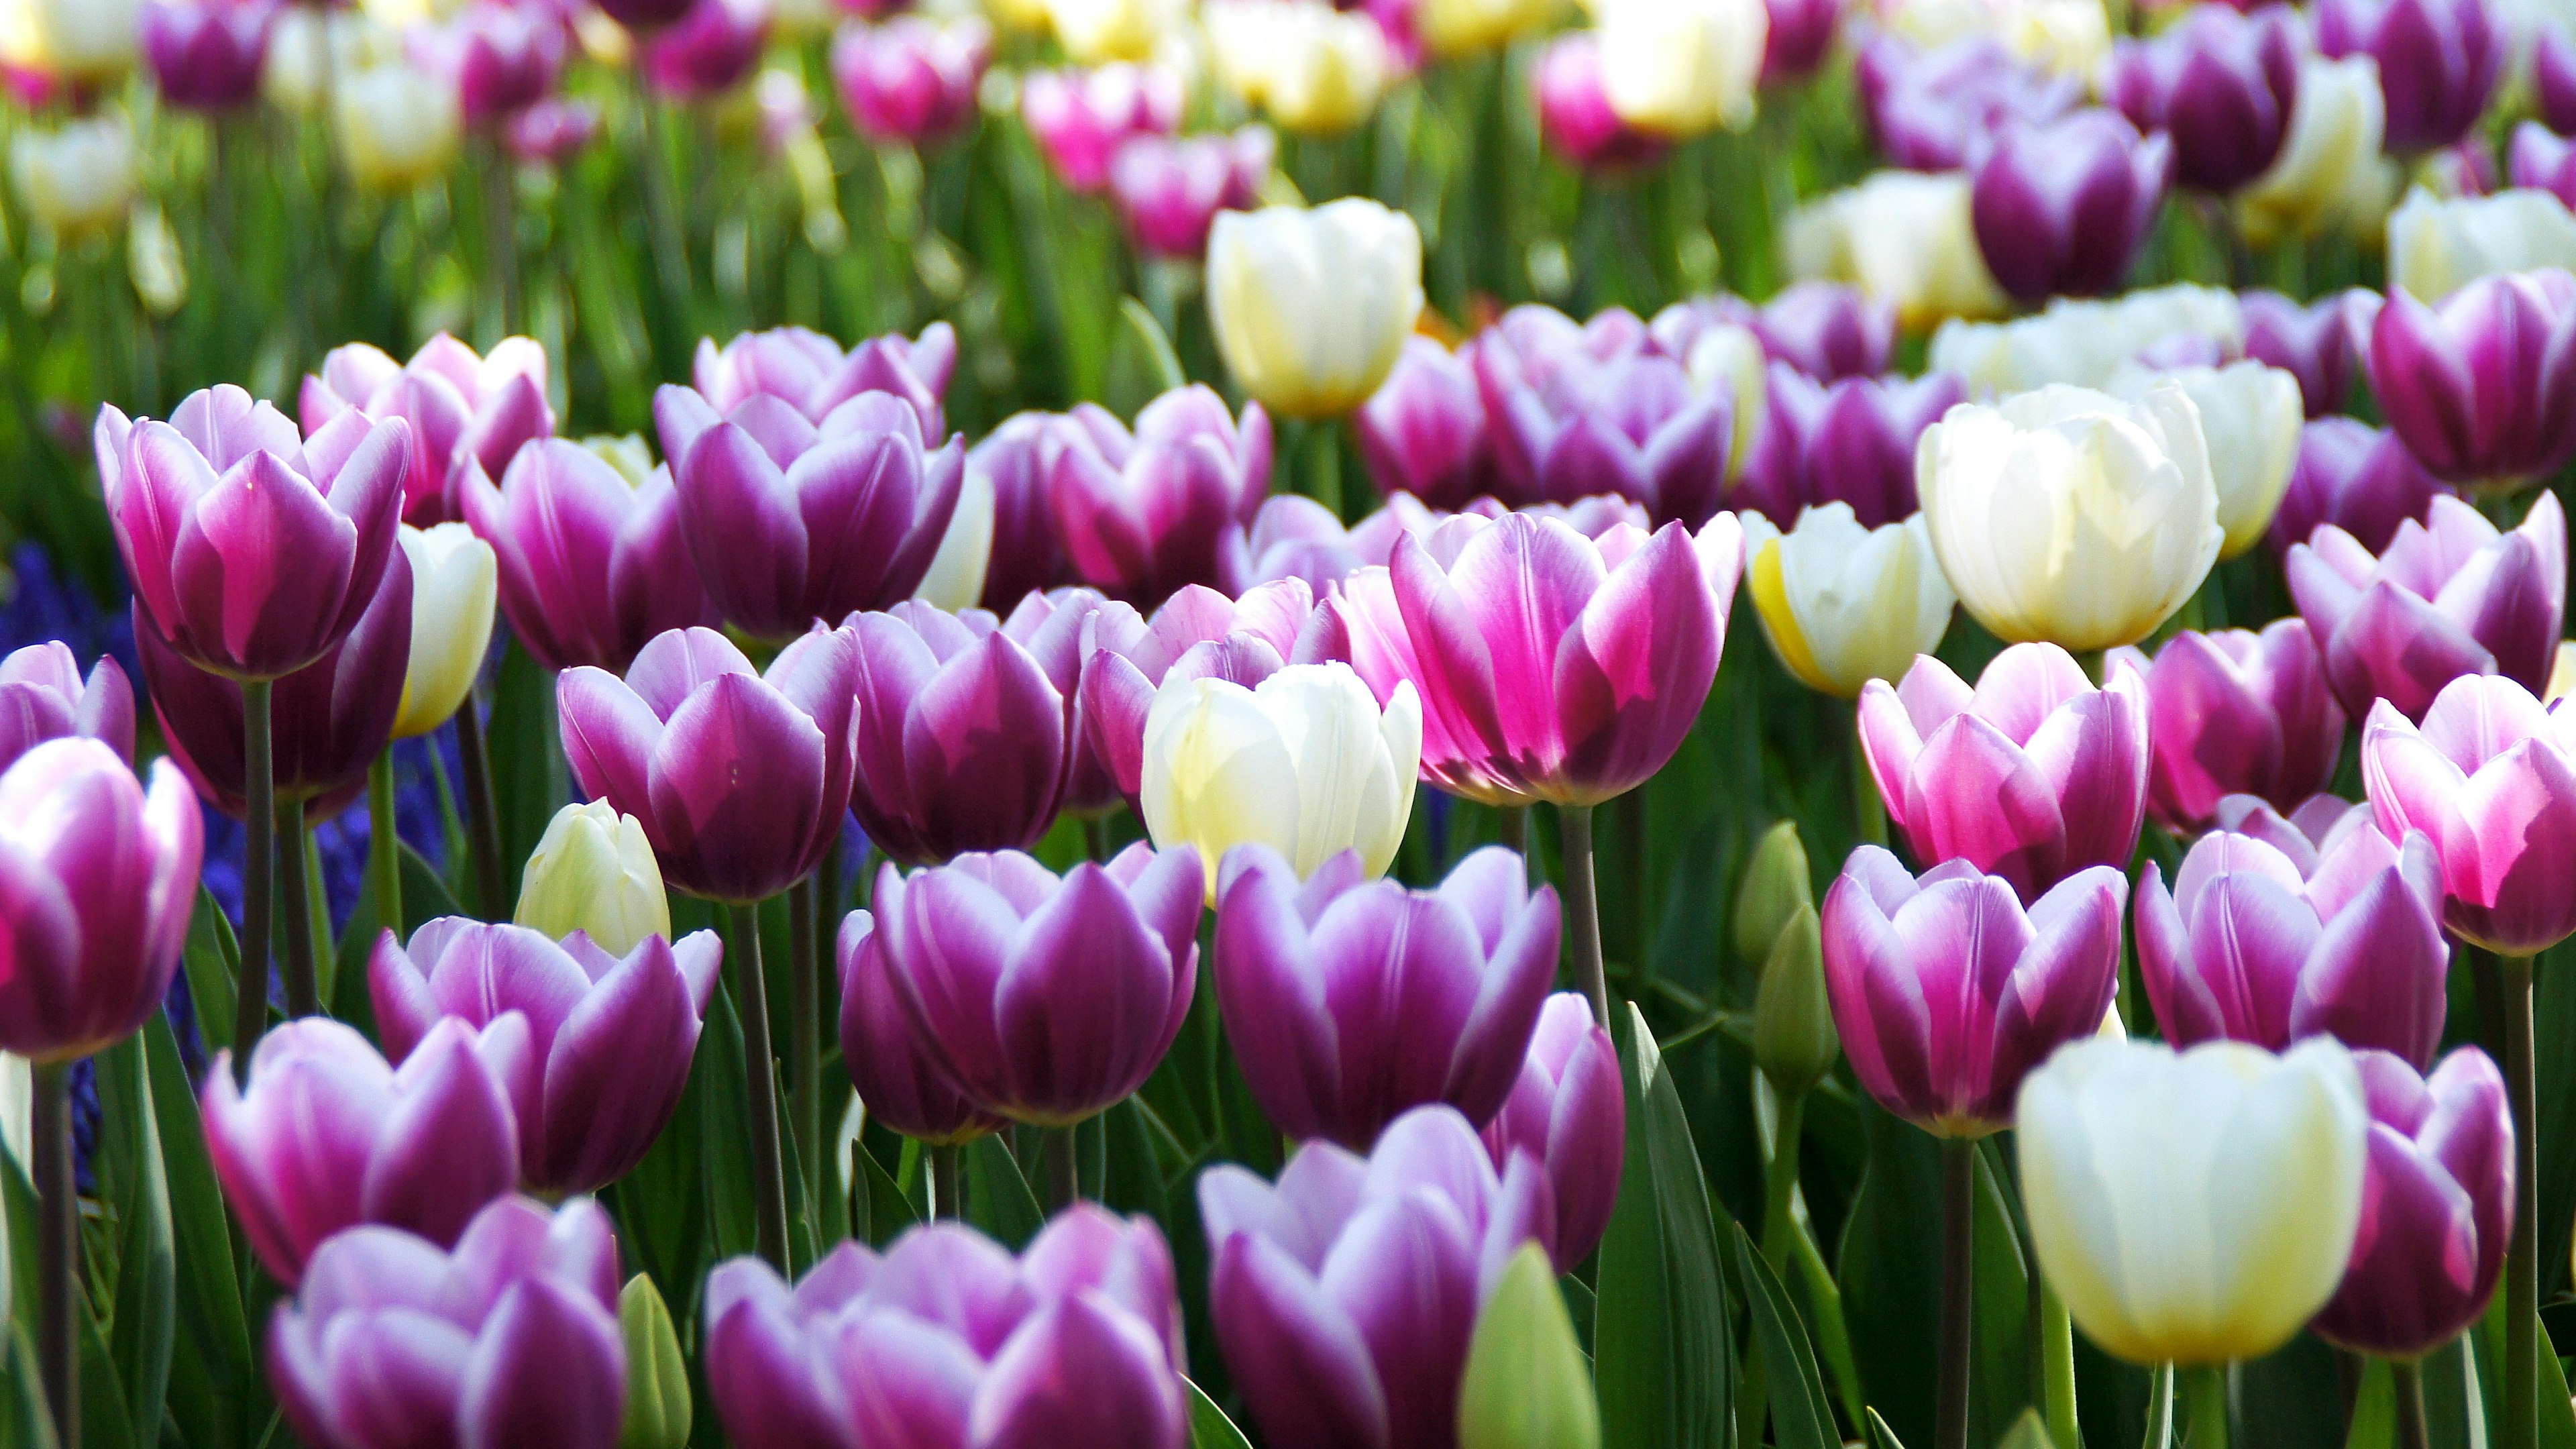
[1142,661,1422,896]
[2237,54,2394,248]
[515,800,674,959]
[0,0,140,83]
[335,61,464,193]
[913,464,997,612]
[1206,0,1393,136]
[2108,360,2302,560]
[1741,506,1957,699]
[1882,0,2106,75]
[1046,0,1186,64]
[1833,170,2010,331]
[1917,382,2222,651]
[2017,1036,2367,1367]
[1419,0,1564,56]
[1595,0,1770,137]
[265,10,403,115]
[1929,284,2244,394]
[1208,199,1425,420]
[1685,322,1768,477]
[9,113,135,241]
[2385,186,2576,302]
[392,523,499,741]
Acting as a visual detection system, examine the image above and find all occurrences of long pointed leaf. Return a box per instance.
[97,1038,174,1449]
[1730,1221,1835,1449]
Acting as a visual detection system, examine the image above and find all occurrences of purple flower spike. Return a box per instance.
[2361,269,2576,490]
[1356,336,1493,511]
[1480,992,1624,1271]
[846,600,1072,865]
[268,1196,626,1449]
[2110,621,2344,834]
[2241,288,2367,417]
[144,0,277,111]
[1822,847,2127,1138]
[1970,109,2172,303]
[302,335,555,527]
[2269,417,2455,559]
[1734,365,1963,527]
[369,918,723,1194]
[461,437,715,674]
[2316,0,2504,155]
[2364,673,2576,954]
[2106,5,2300,194]
[1041,386,1274,606]
[0,641,133,771]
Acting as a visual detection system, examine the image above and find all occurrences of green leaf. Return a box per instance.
[95,1038,174,1449]
[484,640,572,906]
[696,979,758,1265]
[855,1138,921,1250]
[1,1322,60,1449]
[146,1014,253,1449]
[1837,1099,1946,1446]
[1,1137,36,1339]
[178,889,238,1065]
[1102,1099,1170,1224]
[77,1285,138,1449]
[1868,1408,1910,1449]
[964,1138,1044,1251]
[1729,1222,1836,1449]
[2340,1358,2393,1449]
[398,843,464,933]
[1185,1379,1254,1449]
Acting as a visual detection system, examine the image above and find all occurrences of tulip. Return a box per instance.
[304,333,555,527]
[1970,109,2171,303]
[143,0,276,111]
[388,523,496,739]
[2362,673,2576,955]
[1533,32,1670,172]
[1476,332,1731,527]
[1214,843,1560,1150]
[0,641,133,772]
[2385,188,2576,303]
[1414,0,1557,56]
[2310,1048,2515,1360]
[1762,0,1839,84]
[642,0,769,99]
[964,415,1071,608]
[596,0,699,29]
[2286,492,2565,722]
[1831,170,2014,329]
[704,1208,1188,1449]
[0,0,141,81]
[1206,0,1393,136]
[1479,993,1624,1270]
[1047,0,1185,64]
[1739,506,1956,700]
[2540,27,2576,136]
[412,2,564,123]
[1201,1105,1558,1448]
[911,451,997,613]
[2269,416,2453,559]
[269,1196,627,1449]
[653,384,966,640]
[516,800,672,957]
[2237,54,2397,246]
[1109,125,1275,260]
[7,111,134,240]
[371,918,721,1193]
[335,60,464,191]
[2510,122,2576,213]
[1040,386,1273,604]
[1460,1245,1601,1449]
[1859,644,2151,901]
[2110,623,2344,834]
[1078,577,1322,800]
[835,909,1006,1145]
[1022,62,1183,193]
[1320,511,1743,806]
[2104,6,2298,195]
[1356,337,1493,510]
[979,586,1123,816]
[262,9,398,115]
[1595,0,1769,137]
[506,95,601,164]
[1928,282,2243,393]
[461,437,715,674]
[1242,494,1380,592]
[1860,34,2080,173]
[2240,287,2364,417]
[693,321,956,433]
[203,1017,521,1285]
[1209,200,1424,421]
[841,601,1068,864]
[1739,281,1898,381]
[1734,366,1961,527]
[2316,0,2502,155]
[832,14,989,147]
[2110,360,2302,560]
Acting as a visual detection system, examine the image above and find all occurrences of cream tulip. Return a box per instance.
[912,464,996,612]
[1206,0,1393,136]
[0,0,141,83]
[2017,1037,2367,1367]
[1930,284,2245,394]
[580,433,659,488]
[1741,506,1957,699]
[1595,0,1769,138]
[391,524,498,741]
[1141,661,1422,896]
[2237,54,2393,248]
[265,11,404,116]
[9,114,135,241]
[2385,186,2576,302]
[1918,382,2222,651]
[1420,0,1563,56]
[2109,361,2302,560]
[515,800,674,958]
[335,62,463,193]
[1046,0,1185,63]
[1685,321,1767,476]
[1835,170,2010,331]
[1208,199,1425,420]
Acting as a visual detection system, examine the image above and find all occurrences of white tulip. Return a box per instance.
[1930,284,2245,394]
[914,465,997,613]
[1740,506,1957,699]
[335,62,463,193]
[516,800,673,959]
[2238,54,2394,248]
[1837,170,2010,330]
[1686,322,1767,476]
[265,10,403,116]
[2108,360,2302,561]
[1208,199,1425,420]
[1595,0,1770,137]
[1205,0,1393,135]
[9,113,135,241]
[392,524,498,741]
[2385,186,2576,302]
[1046,0,1187,63]
[1419,0,1564,56]
[0,0,141,82]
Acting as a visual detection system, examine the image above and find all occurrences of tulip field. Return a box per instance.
[21,0,2576,1446]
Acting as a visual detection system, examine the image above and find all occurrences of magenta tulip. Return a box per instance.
[143,0,276,111]
[2363,268,2576,491]
[302,335,554,527]
[1860,35,2081,172]
[2109,621,2344,834]
[845,600,1071,865]
[1971,110,2173,303]
[204,1017,521,1285]
[0,641,133,771]
[414,3,566,123]
[836,909,1006,1145]
[1749,282,1900,381]
[693,321,957,434]
[1479,991,1624,1271]
[460,437,714,674]
[2363,673,2576,954]
[2269,416,2455,559]
[1041,386,1273,605]
[643,0,769,99]
[2210,790,2375,865]
[969,414,1074,610]
[2241,288,2366,418]
[1079,578,1324,800]
[1108,127,1275,260]
[832,14,990,147]
[1733,366,1962,527]
[1024,63,1183,193]
[2511,121,2576,210]
[2316,0,2504,154]
[1356,336,1493,511]
[269,1196,626,1449]
[507,97,600,164]
[1763,0,1841,84]
[1534,32,1669,172]
[2106,5,2300,193]
[1477,328,1730,527]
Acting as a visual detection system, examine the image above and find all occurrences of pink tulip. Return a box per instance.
[643,0,769,100]
[1534,32,1669,172]
[302,335,554,526]
[2110,621,2344,834]
[2363,673,2576,955]
[832,14,991,148]
[1108,127,1275,260]
[1024,63,1183,192]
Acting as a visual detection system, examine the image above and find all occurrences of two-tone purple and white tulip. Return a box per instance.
[1860,34,2080,172]
[1355,336,1493,511]
[142,0,276,111]
[1040,386,1274,606]
[2267,416,2455,559]
[832,13,991,148]
[641,0,769,99]
[460,437,714,674]
[1108,125,1275,260]
[836,908,1008,1146]
[302,335,554,527]
[2241,288,2366,418]
[1970,109,2173,303]
[1731,366,1962,527]
[691,322,956,434]
[2110,621,2344,834]
[2315,0,2504,155]
[2105,5,2300,194]
[1479,991,1625,1271]
[2361,268,2576,492]
[846,600,1075,865]
[0,640,132,771]
[1533,32,1670,172]
[1079,578,1323,801]
[1477,329,1731,528]
[1022,62,1183,192]
[2364,672,2576,955]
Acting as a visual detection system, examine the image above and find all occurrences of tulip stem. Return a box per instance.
[453,691,508,920]
[930,1143,962,1221]
[788,875,820,1241]
[731,902,792,1272]
[1760,1087,1806,1278]
[2393,1359,2428,1449]
[1083,815,1112,864]
[34,1059,77,1449]
[2042,1281,2080,1449]
[235,679,276,1079]
[1049,1124,1080,1211]
[1498,804,1527,861]
[2180,1365,2228,1449]
[2505,951,2539,1449]
[478,138,523,336]
[1559,804,1610,1028]
[2144,1365,2174,1449]
[367,751,403,943]
[1848,707,1886,847]
[275,800,320,1018]
[1937,1136,1975,1449]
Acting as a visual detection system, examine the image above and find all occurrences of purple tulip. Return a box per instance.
[845,601,1071,865]
[98,384,407,682]
[2241,288,2367,418]
[833,14,990,148]
[1858,644,2151,903]
[1822,847,2126,1137]
[269,1196,626,1449]
[557,625,859,904]
[969,414,1074,610]
[2364,673,2576,953]
[1079,578,1324,799]
[1024,63,1183,193]
[2310,1049,2515,1359]
[302,335,554,527]
[413,2,566,123]
[1750,282,1900,381]
[2136,819,2449,1069]
[2211,790,2374,861]
[1763,0,1840,85]
[143,0,276,111]
[2317,0,2504,154]
[1320,511,1743,806]
[1356,337,1493,511]
[643,0,769,99]
[2361,270,2576,490]
[2511,120,2576,211]
[1041,386,1273,605]
[460,437,714,674]
[1860,35,2081,172]
[0,641,133,772]
[1108,127,1275,261]
[1733,365,1962,527]
[2286,491,2565,724]
[705,1208,1187,1449]
[2538,26,2576,136]
[1477,330,1731,527]
[1970,110,2172,303]
[694,321,957,433]
[2269,416,2455,559]
[1200,1104,1556,1449]
[0,739,201,1063]
[1479,991,1623,1271]
[2106,5,2300,193]
[370,918,722,1193]
[1534,32,1670,172]
[204,1017,522,1285]
[507,96,598,162]
[837,908,1007,1145]
[989,586,1123,816]
[136,544,411,822]
[857,846,1200,1125]
[2108,621,2345,834]
[595,0,697,30]
[1213,844,1560,1151]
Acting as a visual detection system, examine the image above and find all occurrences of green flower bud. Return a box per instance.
[619,1273,692,1449]
[1754,903,1838,1095]
[1731,820,1813,968]
[1458,1244,1601,1449]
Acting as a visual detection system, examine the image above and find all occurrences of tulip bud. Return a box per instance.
[1458,1246,1602,1449]
[2385,187,2576,303]
[335,61,463,192]
[1755,903,1838,1095]
[619,1274,692,1449]
[641,0,769,100]
[1209,200,1424,420]
[1595,0,1769,138]
[1731,818,1813,967]
[517,800,674,957]
[390,523,497,739]
[9,112,136,239]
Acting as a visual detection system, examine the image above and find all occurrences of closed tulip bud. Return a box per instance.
[306,334,555,526]
[2386,187,2576,303]
[1022,62,1182,193]
[2364,674,2576,953]
[1860,645,2151,902]
[2111,623,2344,834]
[1595,0,1768,137]
[390,523,496,739]
[836,910,1006,1144]
[1731,820,1813,971]
[1458,1245,1601,1449]
[1929,283,2242,394]
[1210,200,1424,421]
[1755,902,1839,1095]
[2105,6,2298,195]
[1110,125,1275,260]
[462,438,714,674]
[517,800,672,957]
[2288,492,2565,722]
[1533,31,1670,171]
[9,111,133,240]
[335,60,463,191]
[2105,360,2300,560]
[642,0,768,99]
[144,0,278,111]
[1971,110,2172,304]
[1918,382,2221,651]
[1079,577,1322,799]
[0,641,133,772]
[2316,0,2502,155]
[832,14,989,147]
[619,1275,692,1449]
[558,625,859,904]
[204,1017,522,1285]
[1734,367,1960,527]
[0,0,141,81]
[1741,506,1957,701]
[2364,269,2576,490]
[1357,337,1495,509]
[2241,288,2365,417]
[2311,1048,2514,1360]
[1041,386,1273,603]
[270,1197,627,1449]
[1207,0,1393,136]
[2018,1037,2367,1366]
[2237,54,2396,247]
[1481,994,1624,1270]
[1047,0,1185,64]
[1837,170,2013,330]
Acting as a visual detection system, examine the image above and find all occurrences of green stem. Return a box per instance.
[275,800,319,1017]
[731,902,792,1271]
[1558,804,1609,1028]
[2505,952,2539,1449]
[931,1142,962,1221]
[788,875,819,1241]
[453,688,508,919]
[2043,1282,2080,1449]
[367,750,402,940]
[2393,1358,2428,1449]
[2182,1365,2229,1449]
[1849,702,1886,847]
[1049,1122,1080,1211]
[1083,814,1112,864]
[637,93,692,307]
[1937,1136,1976,1449]
[34,1059,76,1449]
[1760,1087,1806,1277]
[234,679,274,1079]
[479,138,523,335]
[2144,1364,2174,1449]
[1499,804,1528,861]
